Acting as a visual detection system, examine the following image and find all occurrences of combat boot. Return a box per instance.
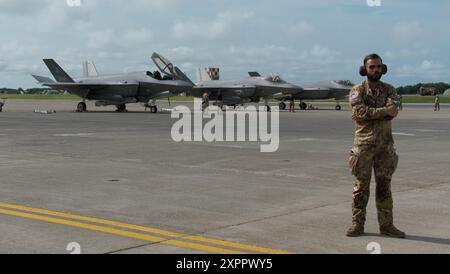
[378,209,406,238]
[347,208,366,237]
[380,224,405,238]
[346,223,365,237]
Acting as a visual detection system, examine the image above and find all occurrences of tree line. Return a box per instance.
[396,82,450,95]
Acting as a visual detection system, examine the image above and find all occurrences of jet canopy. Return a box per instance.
[151,52,178,78]
[335,80,354,86]
[264,74,285,83]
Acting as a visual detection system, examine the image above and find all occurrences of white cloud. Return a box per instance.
[170,47,195,59]
[0,0,51,14]
[172,11,254,40]
[87,28,152,50]
[392,21,423,42]
[420,60,444,70]
[309,45,340,64]
[288,21,314,37]
[395,60,446,79]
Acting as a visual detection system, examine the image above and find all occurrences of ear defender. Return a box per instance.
[359,66,367,77]
[359,64,388,76]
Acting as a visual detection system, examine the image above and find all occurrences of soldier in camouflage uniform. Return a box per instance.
[202,92,210,111]
[347,54,406,238]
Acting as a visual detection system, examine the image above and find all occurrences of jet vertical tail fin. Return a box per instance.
[82,61,99,77]
[43,59,75,83]
[196,68,220,82]
[248,72,261,77]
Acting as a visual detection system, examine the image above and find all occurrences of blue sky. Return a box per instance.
[0,0,449,88]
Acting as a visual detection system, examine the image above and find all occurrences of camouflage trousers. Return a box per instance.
[349,144,399,227]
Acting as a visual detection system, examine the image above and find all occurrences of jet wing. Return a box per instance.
[302,87,349,99]
[41,83,138,97]
[302,87,331,91]
[191,84,256,98]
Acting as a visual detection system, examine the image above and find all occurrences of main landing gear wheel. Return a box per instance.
[279,102,286,110]
[77,102,87,112]
[150,106,158,113]
[335,105,342,111]
[116,104,127,112]
[299,102,307,110]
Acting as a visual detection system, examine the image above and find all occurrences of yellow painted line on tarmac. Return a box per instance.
[0,207,244,254]
[0,202,293,254]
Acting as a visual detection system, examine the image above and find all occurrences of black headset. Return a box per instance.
[359,54,388,76]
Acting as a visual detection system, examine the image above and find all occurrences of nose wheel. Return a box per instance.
[150,106,158,113]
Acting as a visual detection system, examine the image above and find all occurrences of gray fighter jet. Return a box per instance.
[32,53,194,113]
[189,71,303,111]
[277,80,354,110]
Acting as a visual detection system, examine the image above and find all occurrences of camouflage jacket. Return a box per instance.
[349,80,397,146]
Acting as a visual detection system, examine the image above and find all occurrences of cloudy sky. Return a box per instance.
[1,0,449,88]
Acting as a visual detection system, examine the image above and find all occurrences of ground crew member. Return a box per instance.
[202,92,209,111]
[434,95,440,111]
[398,94,403,111]
[347,53,406,238]
[289,97,295,112]
[0,99,4,112]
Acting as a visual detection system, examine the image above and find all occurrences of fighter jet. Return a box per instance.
[32,52,194,113]
[189,70,303,111]
[277,80,354,111]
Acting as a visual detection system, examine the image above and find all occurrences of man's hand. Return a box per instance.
[386,104,398,118]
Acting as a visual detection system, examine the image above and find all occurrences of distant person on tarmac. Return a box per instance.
[398,95,403,111]
[0,99,5,112]
[434,95,440,111]
[202,92,209,111]
[289,97,295,112]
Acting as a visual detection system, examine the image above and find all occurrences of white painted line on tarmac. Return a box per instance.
[53,133,95,137]
[393,132,416,136]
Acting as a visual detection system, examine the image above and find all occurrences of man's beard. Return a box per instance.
[367,73,382,82]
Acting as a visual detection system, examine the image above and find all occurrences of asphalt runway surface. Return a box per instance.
[0,100,449,254]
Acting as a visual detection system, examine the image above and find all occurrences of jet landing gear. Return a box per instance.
[264,99,271,112]
[299,102,307,110]
[77,101,87,112]
[116,104,127,112]
[279,102,287,110]
[145,99,158,113]
[335,100,342,111]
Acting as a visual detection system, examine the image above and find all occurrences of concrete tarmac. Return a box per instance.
[0,99,449,254]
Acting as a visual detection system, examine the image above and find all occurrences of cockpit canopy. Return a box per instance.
[334,80,354,86]
[264,74,285,83]
[151,52,178,78]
